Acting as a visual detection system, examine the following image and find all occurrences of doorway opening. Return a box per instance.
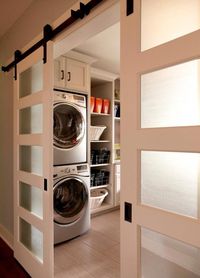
[53,1,120,277]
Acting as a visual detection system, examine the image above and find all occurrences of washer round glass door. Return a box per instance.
[54,177,88,225]
[54,103,85,149]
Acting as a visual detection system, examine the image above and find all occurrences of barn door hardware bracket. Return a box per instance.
[127,0,134,16]
[124,202,132,223]
[14,50,22,80]
[1,0,103,76]
[71,2,91,19]
[43,24,53,64]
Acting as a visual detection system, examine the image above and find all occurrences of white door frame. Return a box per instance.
[53,0,120,59]
[12,1,120,277]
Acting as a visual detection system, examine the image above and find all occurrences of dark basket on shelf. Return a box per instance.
[90,173,96,187]
[114,104,120,117]
[90,169,110,187]
[90,149,110,165]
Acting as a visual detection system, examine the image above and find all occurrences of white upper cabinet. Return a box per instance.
[54,56,89,93]
[66,58,89,92]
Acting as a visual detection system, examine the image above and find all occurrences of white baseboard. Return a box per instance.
[0,223,13,250]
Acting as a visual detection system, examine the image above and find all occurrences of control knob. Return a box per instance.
[64,167,70,174]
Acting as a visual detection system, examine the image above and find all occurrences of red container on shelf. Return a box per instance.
[102,99,110,114]
[90,96,95,113]
[94,98,103,113]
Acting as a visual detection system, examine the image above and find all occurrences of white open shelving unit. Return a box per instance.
[89,68,120,214]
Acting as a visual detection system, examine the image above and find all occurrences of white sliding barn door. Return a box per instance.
[121,0,200,277]
[13,42,54,278]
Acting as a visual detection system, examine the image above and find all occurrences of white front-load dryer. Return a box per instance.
[53,90,87,166]
[54,163,90,244]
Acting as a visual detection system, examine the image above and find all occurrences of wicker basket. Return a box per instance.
[90,126,106,141]
[90,188,108,210]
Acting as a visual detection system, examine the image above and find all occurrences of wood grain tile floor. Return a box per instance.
[54,210,120,278]
[1,208,196,277]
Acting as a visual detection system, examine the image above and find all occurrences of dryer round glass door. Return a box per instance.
[54,177,88,225]
[54,103,85,149]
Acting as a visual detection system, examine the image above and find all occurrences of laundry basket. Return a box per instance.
[90,188,108,210]
[90,126,106,141]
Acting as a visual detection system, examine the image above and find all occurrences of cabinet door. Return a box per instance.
[54,56,65,88]
[66,58,89,92]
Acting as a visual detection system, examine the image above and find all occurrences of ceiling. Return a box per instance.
[0,0,33,39]
[75,22,120,75]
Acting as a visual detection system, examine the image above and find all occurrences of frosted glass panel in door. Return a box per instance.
[20,218,43,262]
[19,61,43,98]
[141,59,200,128]
[141,227,200,278]
[19,182,43,218]
[141,151,200,218]
[19,145,43,176]
[141,0,200,51]
[19,104,43,134]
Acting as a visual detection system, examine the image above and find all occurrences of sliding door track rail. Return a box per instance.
[1,0,103,78]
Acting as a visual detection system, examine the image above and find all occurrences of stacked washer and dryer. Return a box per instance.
[53,89,90,244]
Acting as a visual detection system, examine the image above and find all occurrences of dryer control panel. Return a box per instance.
[54,91,86,108]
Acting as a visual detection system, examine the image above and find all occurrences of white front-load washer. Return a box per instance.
[54,163,90,244]
[53,90,87,166]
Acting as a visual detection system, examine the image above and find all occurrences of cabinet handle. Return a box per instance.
[61,70,64,80]
[67,72,71,82]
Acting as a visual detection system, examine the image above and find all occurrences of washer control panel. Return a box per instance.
[54,164,89,178]
[62,165,76,175]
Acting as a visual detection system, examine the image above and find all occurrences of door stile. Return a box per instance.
[121,0,141,276]
[42,41,54,275]
[13,42,54,278]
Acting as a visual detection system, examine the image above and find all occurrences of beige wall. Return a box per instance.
[0,0,77,236]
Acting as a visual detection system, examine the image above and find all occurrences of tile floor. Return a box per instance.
[54,209,120,278]
[54,209,199,278]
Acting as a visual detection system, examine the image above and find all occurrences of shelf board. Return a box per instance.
[114,99,120,103]
[90,184,110,189]
[90,140,111,143]
[91,203,113,214]
[91,112,111,116]
[114,117,120,120]
[90,163,110,167]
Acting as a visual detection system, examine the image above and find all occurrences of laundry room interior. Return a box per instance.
[52,3,121,277]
